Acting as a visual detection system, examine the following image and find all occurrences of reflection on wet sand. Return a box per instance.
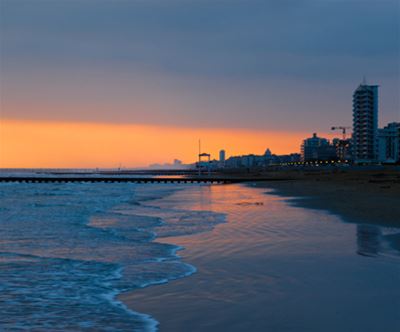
[357,225,382,257]
[123,184,400,332]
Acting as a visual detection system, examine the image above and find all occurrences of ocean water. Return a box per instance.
[0,180,225,331]
[1,178,400,331]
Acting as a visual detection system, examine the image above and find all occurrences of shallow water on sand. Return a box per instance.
[1,181,399,331]
[127,183,400,332]
[0,182,225,331]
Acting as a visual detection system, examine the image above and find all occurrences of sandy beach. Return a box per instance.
[119,178,400,331]
[261,169,400,227]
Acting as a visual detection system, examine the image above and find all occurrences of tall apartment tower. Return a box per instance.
[352,83,379,163]
[219,150,226,163]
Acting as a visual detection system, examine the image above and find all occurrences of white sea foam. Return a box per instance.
[0,178,222,331]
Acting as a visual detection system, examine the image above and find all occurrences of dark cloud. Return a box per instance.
[1,0,399,129]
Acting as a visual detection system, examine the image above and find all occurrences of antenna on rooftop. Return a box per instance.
[362,75,367,85]
[198,139,201,176]
[199,139,201,155]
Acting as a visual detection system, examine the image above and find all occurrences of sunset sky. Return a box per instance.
[1,0,399,168]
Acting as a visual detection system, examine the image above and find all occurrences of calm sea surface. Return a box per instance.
[0,179,399,331]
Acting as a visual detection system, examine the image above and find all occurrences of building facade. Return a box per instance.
[332,138,352,161]
[301,133,337,162]
[352,83,379,163]
[378,122,400,164]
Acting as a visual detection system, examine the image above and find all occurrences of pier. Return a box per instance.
[0,176,290,184]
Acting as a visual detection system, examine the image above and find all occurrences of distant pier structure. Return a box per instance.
[198,152,211,176]
[0,169,291,184]
[197,139,212,176]
[0,175,290,184]
[0,176,229,184]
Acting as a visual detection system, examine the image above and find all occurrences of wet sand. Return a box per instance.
[119,182,400,332]
[261,170,400,227]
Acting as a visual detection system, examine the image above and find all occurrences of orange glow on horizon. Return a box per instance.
[0,119,332,168]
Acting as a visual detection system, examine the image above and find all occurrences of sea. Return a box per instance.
[1,170,399,331]
[0,170,226,331]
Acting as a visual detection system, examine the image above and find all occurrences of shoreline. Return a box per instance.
[253,170,400,227]
[118,181,400,331]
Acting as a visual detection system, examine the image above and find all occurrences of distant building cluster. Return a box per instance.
[149,158,190,170]
[221,149,301,169]
[298,83,399,164]
[195,148,301,171]
[208,81,399,169]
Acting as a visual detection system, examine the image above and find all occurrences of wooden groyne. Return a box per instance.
[0,176,291,184]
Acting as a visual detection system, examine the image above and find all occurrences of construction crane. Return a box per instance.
[331,126,351,140]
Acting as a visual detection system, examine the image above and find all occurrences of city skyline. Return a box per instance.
[1,78,398,168]
[2,76,399,168]
[1,0,399,167]
[1,119,319,168]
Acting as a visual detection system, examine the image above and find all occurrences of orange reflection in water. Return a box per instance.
[1,119,311,168]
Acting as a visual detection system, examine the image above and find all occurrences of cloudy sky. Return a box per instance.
[1,0,399,167]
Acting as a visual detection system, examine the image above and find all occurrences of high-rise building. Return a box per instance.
[378,122,400,164]
[219,150,226,163]
[352,83,379,163]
